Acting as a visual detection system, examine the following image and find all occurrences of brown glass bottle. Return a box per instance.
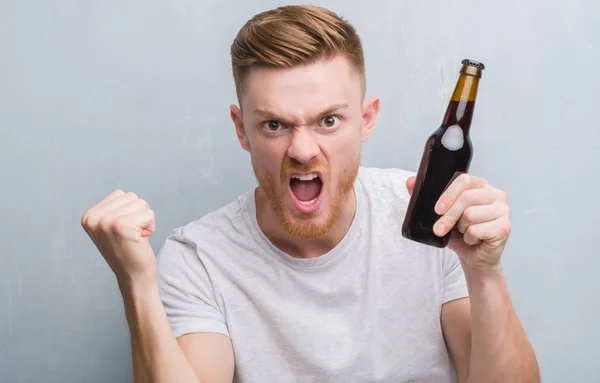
[401,59,484,248]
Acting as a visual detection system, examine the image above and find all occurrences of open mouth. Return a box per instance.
[288,172,323,213]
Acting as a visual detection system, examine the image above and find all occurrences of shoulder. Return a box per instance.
[156,191,253,263]
[357,166,415,206]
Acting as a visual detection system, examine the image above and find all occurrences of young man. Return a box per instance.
[81,5,540,383]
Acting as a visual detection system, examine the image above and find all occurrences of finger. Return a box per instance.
[86,193,141,229]
[97,189,127,209]
[142,213,156,237]
[100,192,140,215]
[110,201,156,238]
[457,203,509,234]
[434,188,498,237]
[435,173,489,215]
[462,217,511,247]
[114,209,156,239]
[82,190,125,225]
[406,176,416,195]
[108,198,150,220]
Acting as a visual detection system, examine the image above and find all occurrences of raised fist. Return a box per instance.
[81,190,157,286]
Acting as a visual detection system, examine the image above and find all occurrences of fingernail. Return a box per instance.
[434,222,445,236]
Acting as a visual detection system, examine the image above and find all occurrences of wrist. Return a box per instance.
[463,264,507,297]
[118,272,159,303]
[463,264,511,310]
[462,259,503,282]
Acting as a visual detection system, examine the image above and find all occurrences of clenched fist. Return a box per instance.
[81,190,157,286]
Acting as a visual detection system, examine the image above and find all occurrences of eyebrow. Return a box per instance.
[252,103,349,125]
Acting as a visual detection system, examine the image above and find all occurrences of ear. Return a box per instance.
[230,104,250,152]
[360,95,380,143]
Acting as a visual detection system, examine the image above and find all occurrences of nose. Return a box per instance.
[286,127,320,164]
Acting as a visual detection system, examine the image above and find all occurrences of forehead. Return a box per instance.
[241,56,362,117]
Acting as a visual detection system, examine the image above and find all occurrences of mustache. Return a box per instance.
[280,158,328,181]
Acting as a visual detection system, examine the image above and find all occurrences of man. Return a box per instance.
[81,5,540,383]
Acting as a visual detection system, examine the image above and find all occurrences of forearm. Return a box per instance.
[120,278,201,383]
[464,266,540,382]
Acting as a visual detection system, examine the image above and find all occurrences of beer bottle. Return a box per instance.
[401,59,485,248]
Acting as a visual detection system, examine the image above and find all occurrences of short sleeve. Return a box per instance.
[441,248,469,304]
[156,231,230,338]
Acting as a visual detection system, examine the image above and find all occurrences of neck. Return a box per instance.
[442,73,480,130]
[255,188,357,259]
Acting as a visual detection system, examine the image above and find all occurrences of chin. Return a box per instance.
[279,203,338,239]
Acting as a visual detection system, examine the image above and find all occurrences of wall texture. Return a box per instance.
[1,0,599,381]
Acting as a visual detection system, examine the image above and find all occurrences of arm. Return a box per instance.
[462,267,539,382]
[123,278,234,383]
[177,333,235,382]
[440,298,471,383]
[442,282,540,383]
[406,174,540,382]
[81,190,234,383]
[124,278,201,383]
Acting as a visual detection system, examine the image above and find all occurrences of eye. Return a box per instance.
[319,115,341,129]
[262,120,284,132]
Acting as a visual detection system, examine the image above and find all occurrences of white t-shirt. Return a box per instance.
[157,166,468,382]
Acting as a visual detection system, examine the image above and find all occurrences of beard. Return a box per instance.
[254,156,360,239]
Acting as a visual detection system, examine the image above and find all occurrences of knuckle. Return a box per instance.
[502,220,512,236]
[82,216,96,230]
[459,173,472,187]
[98,217,112,231]
[457,219,468,234]
[460,189,475,205]
[463,206,476,222]
[496,189,507,201]
[85,217,98,229]
[139,199,150,209]
[465,225,478,238]
[125,192,138,200]
[443,214,458,228]
[80,212,89,228]
[112,217,127,234]
[82,212,99,228]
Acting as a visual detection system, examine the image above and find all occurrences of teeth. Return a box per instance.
[298,197,318,205]
[292,173,318,181]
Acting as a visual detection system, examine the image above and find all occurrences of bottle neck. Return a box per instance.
[442,73,480,133]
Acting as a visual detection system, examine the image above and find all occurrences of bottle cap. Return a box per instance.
[462,59,485,70]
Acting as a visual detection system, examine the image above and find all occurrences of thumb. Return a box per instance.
[141,210,156,237]
[406,176,416,196]
[120,210,155,239]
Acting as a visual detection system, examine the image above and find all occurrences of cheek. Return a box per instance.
[250,138,287,173]
[324,130,361,166]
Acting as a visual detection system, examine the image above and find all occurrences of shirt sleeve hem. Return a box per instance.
[442,287,469,304]
[171,322,231,339]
